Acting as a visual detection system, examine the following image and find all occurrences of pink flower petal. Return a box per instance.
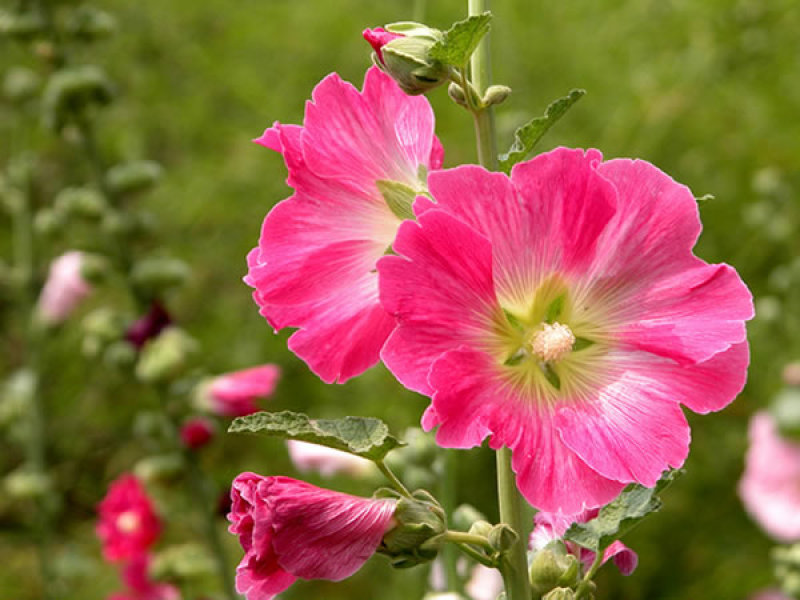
[379,209,499,394]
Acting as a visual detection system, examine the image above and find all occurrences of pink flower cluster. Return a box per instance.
[97,474,179,600]
[228,473,396,599]
[247,66,753,514]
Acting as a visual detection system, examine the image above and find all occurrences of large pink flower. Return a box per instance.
[530,509,638,576]
[228,473,397,600]
[97,474,162,562]
[379,147,753,513]
[739,412,800,542]
[245,66,443,383]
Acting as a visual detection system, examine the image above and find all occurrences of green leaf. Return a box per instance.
[377,179,417,221]
[228,411,405,461]
[498,89,586,174]
[564,469,683,553]
[429,12,492,67]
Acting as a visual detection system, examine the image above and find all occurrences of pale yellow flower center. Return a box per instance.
[530,322,576,363]
[116,510,140,533]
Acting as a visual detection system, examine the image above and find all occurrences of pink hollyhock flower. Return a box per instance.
[228,472,396,599]
[287,440,374,478]
[379,147,753,513]
[739,412,800,542]
[37,251,92,324]
[179,416,216,450]
[97,474,162,562]
[108,554,180,600]
[530,509,638,576]
[197,364,281,417]
[245,66,443,383]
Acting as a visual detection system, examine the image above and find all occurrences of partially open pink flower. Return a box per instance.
[739,412,800,542]
[97,474,162,562]
[362,27,403,64]
[37,251,92,324]
[379,148,753,513]
[198,364,281,417]
[108,554,180,600]
[228,473,396,600]
[245,66,443,383]
[530,509,638,576]
[287,440,374,478]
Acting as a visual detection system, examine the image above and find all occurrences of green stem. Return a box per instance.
[185,451,237,600]
[442,530,493,551]
[496,447,531,600]
[468,0,498,171]
[412,0,427,22]
[376,459,412,498]
[454,542,496,568]
[440,451,463,593]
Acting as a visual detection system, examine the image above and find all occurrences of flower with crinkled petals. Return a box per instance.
[108,554,180,600]
[228,472,397,600]
[739,412,800,542]
[530,509,638,576]
[245,66,443,384]
[195,364,281,417]
[97,474,162,562]
[379,147,753,513]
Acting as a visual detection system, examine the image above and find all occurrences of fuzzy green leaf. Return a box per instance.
[228,411,405,461]
[429,12,492,67]
[499,89,586,174]
[564,469,682,553]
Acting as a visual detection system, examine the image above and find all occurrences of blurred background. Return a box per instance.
[1,0,799,598]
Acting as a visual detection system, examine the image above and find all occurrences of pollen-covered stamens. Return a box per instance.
[116,510,141,533]
[530,322,575,363]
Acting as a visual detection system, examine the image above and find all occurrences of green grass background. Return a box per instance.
[1,0,799,598]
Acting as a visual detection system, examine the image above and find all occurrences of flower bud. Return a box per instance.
[133,453,185,484]
[54,187,107,220]
[447,82,468,106]
[103,340,137,369]
[488,523,518,553]
[529,542,580,595]
[130,257,191,297]
[483,85,512,106]
[33,208,66,236]
[82,307,127,343]
[126,301,171,350]
[150,543,215,579]
[451,503,488,532]
[66,6,117,41]
[105,160,163,197]
[180,417,216,450]
[4,468,51,499]
[0,370,34,426]
[783,362,800,387]
[36,251,93,325]
[363,24,450,95]
[41,65,115,131]
[379,489,447,568]
[770,387,800,440]
[468,519,494,539]
[134,327,198,383]
[3,66,41,103]
[542,587,576,600]
[0,9,45,40]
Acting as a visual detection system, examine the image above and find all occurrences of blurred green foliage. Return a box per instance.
[1,0,799,598]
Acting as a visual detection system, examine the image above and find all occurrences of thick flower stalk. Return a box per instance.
[739,412,800,542]
[379,147,753,513]
[245,66,443,383]
[96,474,162,562]
[228,473,397,600]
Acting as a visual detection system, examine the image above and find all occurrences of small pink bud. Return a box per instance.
[362,27,403,64]
[195,364,281,417]
[180,417,216,450]
[126,301,171,350]
[37,251,92,324]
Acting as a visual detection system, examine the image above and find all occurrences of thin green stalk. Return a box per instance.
[185,451,237,600]
[440,451,463,594]
[468,0,498,171]
[412,0,427,22]
[442,530,493,551]
[496,448,531,600]
[376,459,413,498]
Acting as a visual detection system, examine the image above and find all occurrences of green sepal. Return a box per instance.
[229,410,406,461]
[378,489,446,569]
[499,89,586,174]
[572,337,595,352]
[429,12,492,67]
[377,179,417,221]
[539,362,562,390]
[564,468,683,553]
[544,294,566,323]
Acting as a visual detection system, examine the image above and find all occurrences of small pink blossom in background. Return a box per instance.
[196,364,281,417]
[228,472,396,600]
[180,416,216,450]
[379,147,753,513]
[286,440,374,478]
[97,474,162,562]
[245,66,443,384]
[37,251,92,324]
[126,301,171,350]
[739,412,800,542]
[108,554,180,600]
[749,590,794,600]
[530,509,638,576]
[362,27,403,64]
[464,563,504,600]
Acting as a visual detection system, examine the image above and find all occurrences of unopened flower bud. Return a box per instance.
[542,587,576,600]
[150,543,215,579]
[770,387,800,440]
[66,6,117,41]
[180,417,216,450]
[488,523,518,553]
[36,251,93,325]
[783,362,800,387]
[33,208,66,236]
[133,453,185,484]
[363,24,450,95]
[468,519,494,539]
[447,82,468,106]
[529,543,580,595]
[105,160,163,197]
[82,307,127,342]
[0,10,45,40]
[103,340,137,368]
[80,253,109,285]
[54,187,107,220]
[41,65,115,131]
[452,504,487,532]
[130,257,191,297]
[126,301,171,350]
[3,66,41,103]
[483,85,512,106]
[4,468,51,499]
[379,489,447,568]
[135,327,198,383]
